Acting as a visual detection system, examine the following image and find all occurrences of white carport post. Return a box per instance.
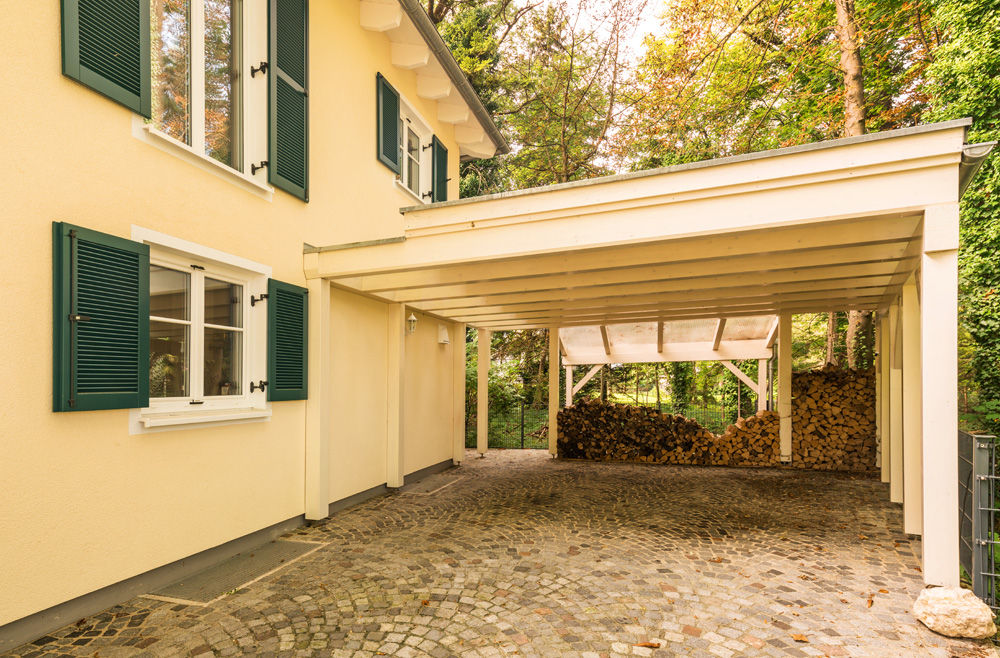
[879,314,891,483]
[565,366,573,407]
[889,302,903,503]
[920,203,960,586]
[387,303,406,488]
[477,328,490,456]
[777,313,792,462]
[453,322,467,464]
[304,278,331,520]
[549,327,560,456]
[757,360,767,412]
[902,274,922,535]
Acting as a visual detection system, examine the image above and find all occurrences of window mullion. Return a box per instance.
[191,0,207,157]
[192,271,206,399]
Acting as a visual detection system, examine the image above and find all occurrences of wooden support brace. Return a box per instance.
[572,365,603,396]
[713,318,727,350]
[600,325,611,355]
[721,360,759,395]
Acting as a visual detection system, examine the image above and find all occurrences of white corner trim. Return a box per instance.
[130,226,273,277]
[132,118,274,201]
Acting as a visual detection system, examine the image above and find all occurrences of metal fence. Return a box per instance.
[465,404,550,449]
[465,399,740,449]
[959,431,1000,609]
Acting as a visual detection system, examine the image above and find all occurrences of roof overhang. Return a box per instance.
[306,120,984,331]
[360,0,509,159]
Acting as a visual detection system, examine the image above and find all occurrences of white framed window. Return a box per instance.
[397,101,433,202]
[145,0,268,184]
[130,227,270,432]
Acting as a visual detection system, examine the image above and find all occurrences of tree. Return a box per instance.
[924,0,1000,431]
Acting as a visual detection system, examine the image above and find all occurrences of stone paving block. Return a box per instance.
[4,451,996,658]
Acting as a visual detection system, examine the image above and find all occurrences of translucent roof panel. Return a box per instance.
[559,316,777,365]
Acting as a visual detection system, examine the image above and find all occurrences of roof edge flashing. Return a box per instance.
[401,118,974,214]
[396,0,510,155]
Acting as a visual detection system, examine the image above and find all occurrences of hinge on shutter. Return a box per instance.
[251,61,269,78]
[250,380,269,393]
[250,293,269,307]
[251,160,269,175]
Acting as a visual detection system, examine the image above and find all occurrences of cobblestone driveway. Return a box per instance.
[7,450,996,657]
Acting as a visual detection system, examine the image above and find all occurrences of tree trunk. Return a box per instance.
[826,312,838,365]
[655,363,661,411]
[835,0,867,368]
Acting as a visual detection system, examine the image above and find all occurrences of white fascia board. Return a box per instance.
[562,340,774,366]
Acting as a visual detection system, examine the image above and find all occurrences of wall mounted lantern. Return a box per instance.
[406,313,418,334]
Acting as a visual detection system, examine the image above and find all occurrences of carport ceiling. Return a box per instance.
[304,121,972,330]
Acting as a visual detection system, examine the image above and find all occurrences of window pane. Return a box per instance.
[150,321,189,397]
[205,278,243,327]
[406,128,420,193]
[204,327,242,396]
[151,0,191,144]
[205,0,240,168]
[150,265,190,320]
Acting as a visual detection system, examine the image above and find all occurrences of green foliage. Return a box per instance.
[668,362,693,413]
[924,0,1000,432]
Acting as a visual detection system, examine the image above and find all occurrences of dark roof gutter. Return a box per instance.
[960,141,996,197]
[396,0,510,155]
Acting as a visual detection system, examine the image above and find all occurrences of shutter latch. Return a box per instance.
[68,314,91,322]
[250,61,269,78]
[251,160,269,175]
[250,380,269,393]
[250,293,269,307]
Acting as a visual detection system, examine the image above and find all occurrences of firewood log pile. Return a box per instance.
[557,365,876,472]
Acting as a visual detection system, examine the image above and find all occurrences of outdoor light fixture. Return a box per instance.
[407,313,418,334]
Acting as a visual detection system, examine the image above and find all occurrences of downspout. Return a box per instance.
[959,142,996,197]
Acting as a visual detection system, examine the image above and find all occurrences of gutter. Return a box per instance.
[960,142,996,197]
[396,0,510,155]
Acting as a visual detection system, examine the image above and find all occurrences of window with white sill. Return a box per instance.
[150,0,253,172]
[398,105,433,202]
[146,248,265,415]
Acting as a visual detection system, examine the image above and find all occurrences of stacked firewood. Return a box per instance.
[791,365,876,471]
[557,366,876,472]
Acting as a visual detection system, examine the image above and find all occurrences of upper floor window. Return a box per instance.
[151,0,243,171]
[398,104,432,201]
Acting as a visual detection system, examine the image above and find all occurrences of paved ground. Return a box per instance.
[7,450,997,657]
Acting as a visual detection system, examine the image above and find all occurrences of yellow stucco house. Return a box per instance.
[0,0,993,649]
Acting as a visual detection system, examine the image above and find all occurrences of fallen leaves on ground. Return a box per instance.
[791,634,809,643]
[634,642,661,648]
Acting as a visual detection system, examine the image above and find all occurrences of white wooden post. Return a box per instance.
[757,359,767,412]
[902,274,922,535]
[453,322,466,464]
[889,302,903,503]
[879,314,890,483]
[549,327,560,456]
[778,313,792,462]
[304,278,331,520]
[920,204,960,586]
[386,303,406,488]
[477,328,490,456]
[565,366,573,408]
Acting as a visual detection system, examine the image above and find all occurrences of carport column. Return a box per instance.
[565,366,573,407]
[777,313,792,462]
[453,323,467,464]
[878,314,890,483]
[549,327,560,456]
[889,302,903,504]
[304,278,331,520]
[920,203,960,586]
[386,304,406,488]
[757,359,767,412]
[901,274,922,535]
[477,328,490,456]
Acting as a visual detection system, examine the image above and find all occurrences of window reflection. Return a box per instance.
[205,0,240,168]
[151,0,191,143]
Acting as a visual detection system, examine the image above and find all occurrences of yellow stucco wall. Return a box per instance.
[403,311,457,476]
[0,0,462,625]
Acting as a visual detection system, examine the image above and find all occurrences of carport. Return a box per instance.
[303,119,994,588]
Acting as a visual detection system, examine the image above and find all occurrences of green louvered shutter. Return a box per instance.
[53,222,150,412]
[269,0,309,201]
[267,279,308,401]
[431,136,448,203]
[61,0,151,117]
[376,74,401,174]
